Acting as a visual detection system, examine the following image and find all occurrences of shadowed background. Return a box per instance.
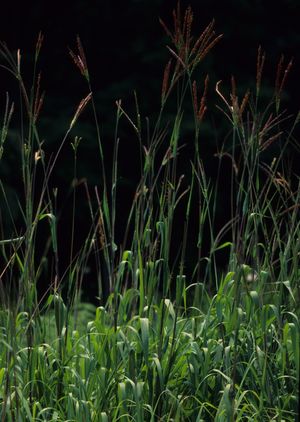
[1,0,299,300]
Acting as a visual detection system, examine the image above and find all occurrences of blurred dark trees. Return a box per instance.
[2,0,299,154]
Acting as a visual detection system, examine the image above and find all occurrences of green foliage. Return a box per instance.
[0,3,299,420]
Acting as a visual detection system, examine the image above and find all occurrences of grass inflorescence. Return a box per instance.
[0,2,299,421]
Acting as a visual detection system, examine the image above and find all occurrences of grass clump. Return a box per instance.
[0,3,299,421]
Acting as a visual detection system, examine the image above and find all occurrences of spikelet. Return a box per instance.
[159,2,222,71]
[70,92,92,129]
[275,54,293,112]
[69,36,90,81]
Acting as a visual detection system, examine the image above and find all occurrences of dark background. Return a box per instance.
[2,1,300,126]
[1,0,299,300]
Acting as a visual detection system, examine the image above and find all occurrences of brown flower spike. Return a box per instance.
[69,36,89,81]
[159,1,222,72]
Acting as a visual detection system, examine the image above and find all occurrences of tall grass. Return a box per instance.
[0,3,299,420]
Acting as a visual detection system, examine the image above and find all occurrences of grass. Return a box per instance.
[0,3,299,421]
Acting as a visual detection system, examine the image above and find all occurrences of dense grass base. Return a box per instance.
[0,278,299,421]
